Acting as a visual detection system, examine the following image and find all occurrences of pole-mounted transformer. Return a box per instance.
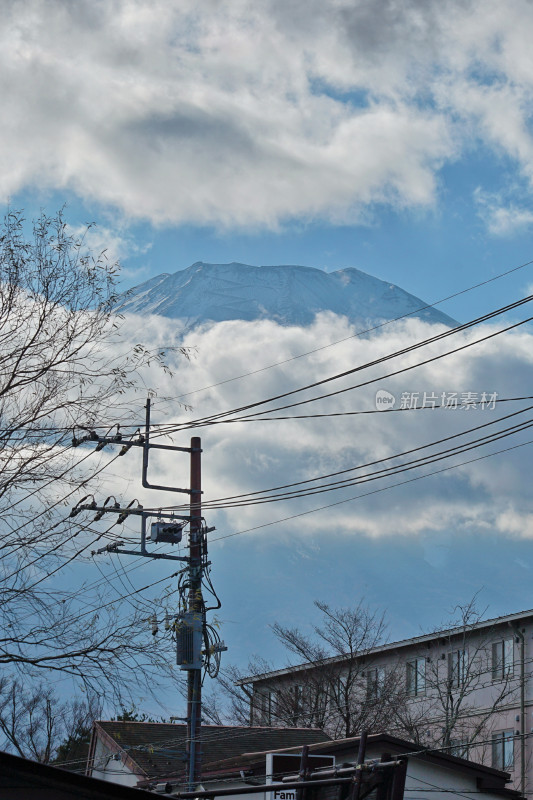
[175,612,204,670]
[150,520,184,544]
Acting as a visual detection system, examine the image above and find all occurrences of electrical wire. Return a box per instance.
[191,404,533,509]
[147,294,533,436]
[205,434,533,545]
[37,420,528,602]
[128,253,533,406]
[6,391,523,593]
[200,417,533,510]
[11,406,525,643]
[137,402,533,514]
[5,423,531,660]
[186,310,533,431]
[177,395,533,424]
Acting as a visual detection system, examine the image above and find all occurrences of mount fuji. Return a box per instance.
[119,262,457,328]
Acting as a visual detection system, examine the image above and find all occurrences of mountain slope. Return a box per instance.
[118,262,457,327]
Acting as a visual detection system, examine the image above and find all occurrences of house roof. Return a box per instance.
[203,732,522,798]
[0,748,155,800]
[239,607,533,685]
[89,721,330,784]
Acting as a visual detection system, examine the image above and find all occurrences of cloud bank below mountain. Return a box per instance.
[112,311,533,545]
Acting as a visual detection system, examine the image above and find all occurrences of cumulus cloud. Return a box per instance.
[65,223,152,267]
[4,0,533,227]
[474,188,533,235]
[107,312,533,545]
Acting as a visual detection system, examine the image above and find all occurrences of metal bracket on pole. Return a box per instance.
[78,505,192,562]
[142,399,203,495]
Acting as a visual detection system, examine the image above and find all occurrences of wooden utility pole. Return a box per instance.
[72,405,221,793]
[187,436,203,789]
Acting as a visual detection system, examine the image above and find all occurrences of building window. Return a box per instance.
[492,640,514,681]
[448,649,468,688]
[449,739,469,759]
[492,730,514,770]
[266,690,277,724]
[406,657,426,696]
[256,690,277,724]
[366,666,386,700]
[291,684,303,725]
[330,676,344,710]
[316,686,328,713]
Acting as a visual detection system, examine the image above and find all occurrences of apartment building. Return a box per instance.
[239,608,533,796]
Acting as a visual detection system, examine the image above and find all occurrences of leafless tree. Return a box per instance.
[267,601,404,738]
[392,598,520,761]
[0,208,187,700]
[0,678,103,765]
[209,600,405,738]
[202,656,275,727]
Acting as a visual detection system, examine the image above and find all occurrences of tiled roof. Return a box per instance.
[94,721,329,782]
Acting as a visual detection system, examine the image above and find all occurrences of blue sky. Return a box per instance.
[5,0,533,709]
[14,149,533,325]
[7,1,533,325]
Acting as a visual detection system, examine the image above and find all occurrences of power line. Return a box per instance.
[190,403,533,508]
[29,416,512,636]
[186,309,533,431]
[5,409,531,653]
[154,254,533,403]
[206,435,533,545]
[149,294,533,436]
[202,417,533,509]
[139,402,533,513]
[179,395,533,424]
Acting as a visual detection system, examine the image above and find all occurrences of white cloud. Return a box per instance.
[474,188,533,235]
[106,312,533,543]
[4,0,533,227]
[65,223,152,265]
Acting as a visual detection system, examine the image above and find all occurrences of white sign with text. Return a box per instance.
[266,753,336,800]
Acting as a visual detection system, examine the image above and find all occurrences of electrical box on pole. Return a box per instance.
[176,612,204,670]
[150,521,184,544]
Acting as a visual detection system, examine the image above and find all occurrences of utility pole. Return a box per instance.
[71,405,226,793]
[187,436,202,789]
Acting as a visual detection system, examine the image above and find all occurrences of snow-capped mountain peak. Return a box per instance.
[118,261,457,328]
